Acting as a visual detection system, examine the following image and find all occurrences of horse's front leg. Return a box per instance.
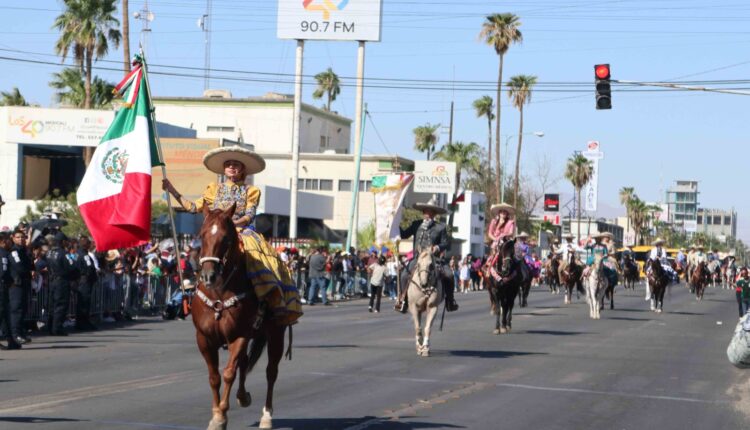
[197,334,225,430]
[422,301,439,357]
[215,337,249,428]
[259,324,285,430]
[236,338,251,408]
[410,303,423,355]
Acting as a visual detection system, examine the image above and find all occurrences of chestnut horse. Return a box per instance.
[194,204,289,430]
[546,254,561,294]
[621,254,639,291]
[691,261,709,301]
[560,252,583,305]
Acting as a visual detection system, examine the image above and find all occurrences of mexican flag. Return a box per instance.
[77,60,163,251]
[372,174,414,247]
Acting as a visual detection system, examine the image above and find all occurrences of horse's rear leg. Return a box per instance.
[197,335,225,430]
[260,324,285,429]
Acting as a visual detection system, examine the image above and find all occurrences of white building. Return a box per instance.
[697,208,737,242]
[451,191,487,257]
[153,92,352,154]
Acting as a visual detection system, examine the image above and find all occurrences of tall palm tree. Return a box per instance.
[507,74,537,208]
[564,153,593,242]
[312,67,341,111]
[629,197,649,245]
[0,87,29,106]
[619,186,635,241]
[479,13,523,202]
[413,123,440,160]
[53,0,121,110]
[472,95,495,174]
[434,141,482,233]
[50,68,115,108]
[122,0,130,74]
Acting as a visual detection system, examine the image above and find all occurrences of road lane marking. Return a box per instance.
[0,371,201,414]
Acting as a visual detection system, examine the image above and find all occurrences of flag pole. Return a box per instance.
[139,51,185,295]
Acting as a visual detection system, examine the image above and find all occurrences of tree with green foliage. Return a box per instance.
[50,67,115,108]
[507,74,537,208]
[472,95,495,174]
[413,123,440,160]
[312,67,341,112]
[564,153,593,241]
[53,0,120,110]
[0,87,29,106]
[479,12,523,202]
[434,141,482,232]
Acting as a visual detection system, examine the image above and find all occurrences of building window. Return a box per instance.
[338,180,352,192]
[207,126,235,132]
[725,216,732,225]
[320,135,331,148]
[319,179,333,191]
[305,179,319,190]
[713,216,721,225]
[473,227,482,235]
[697,215,702,224]
[359,180,372,192]
[471,204,478,215]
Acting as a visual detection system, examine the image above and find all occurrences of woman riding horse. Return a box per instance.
[162,145,302,326]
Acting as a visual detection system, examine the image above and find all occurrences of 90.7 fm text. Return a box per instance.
[300,21,355,33]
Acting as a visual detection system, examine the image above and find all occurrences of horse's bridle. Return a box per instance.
[410,261,437,292]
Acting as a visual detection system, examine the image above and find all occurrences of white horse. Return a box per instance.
[584,264,608,319]
[407,250,444,357]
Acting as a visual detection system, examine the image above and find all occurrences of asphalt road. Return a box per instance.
[1,282,749,430]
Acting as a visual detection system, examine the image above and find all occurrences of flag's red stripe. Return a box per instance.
[80,173,152,251]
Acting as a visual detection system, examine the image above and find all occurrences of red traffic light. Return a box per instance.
[595,64,610,80]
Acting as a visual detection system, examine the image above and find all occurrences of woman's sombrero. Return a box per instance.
[203,145,266,175]
[490,202,515,216]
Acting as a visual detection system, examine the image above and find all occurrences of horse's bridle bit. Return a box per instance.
[196,289,246,320]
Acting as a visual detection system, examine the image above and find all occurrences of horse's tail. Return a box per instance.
[285,325,293,361]
[246,334,268,375]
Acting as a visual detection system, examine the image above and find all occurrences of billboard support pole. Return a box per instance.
[289,39,304,240]
[347,41,366,250]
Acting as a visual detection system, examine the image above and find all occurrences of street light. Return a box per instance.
[500,131,544,203]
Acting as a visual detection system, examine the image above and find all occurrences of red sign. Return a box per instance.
[544,193,560,212]
[543,214,561,225]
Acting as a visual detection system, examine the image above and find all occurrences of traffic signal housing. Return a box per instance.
[594,64,611,110]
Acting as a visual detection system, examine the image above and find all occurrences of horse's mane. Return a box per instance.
[499,239,515,257]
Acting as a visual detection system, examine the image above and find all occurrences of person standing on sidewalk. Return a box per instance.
[0,232,21,350]
[8,229,32,345]
[737,267,750,318]
[307,247,330,306]
[368,255,387,313]
[46,233,78,336]
[75,237,99,331]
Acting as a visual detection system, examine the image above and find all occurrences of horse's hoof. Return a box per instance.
[422,349,430,357]
[259,408,273,429]
[207,418,227,430]
[493,329,501,335]
[501,327,508,334]
[237,391,251,408]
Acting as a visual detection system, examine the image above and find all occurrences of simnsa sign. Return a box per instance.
[413,161,456,194]
[277,0,383,42]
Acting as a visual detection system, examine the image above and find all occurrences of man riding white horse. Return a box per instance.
[395,198,458,313]
[646,238,676,300]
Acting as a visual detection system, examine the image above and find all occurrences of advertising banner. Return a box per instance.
[372,174,414,246]
[413,160,457,194]
[583,141,603,212]
[151,138,220,203]
[277,0,383,41]
[4,106,113,147]
[544,193,560,212]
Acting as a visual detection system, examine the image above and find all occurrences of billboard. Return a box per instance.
[4,106,113,147]
[151,138,220,203]
[277,0,383,41]
[413,160,456,194]
[544,193,560,212]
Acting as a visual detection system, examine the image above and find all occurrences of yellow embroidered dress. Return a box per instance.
[181,180,302,325]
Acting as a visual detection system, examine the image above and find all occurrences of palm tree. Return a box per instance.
[434,141,482,232]
[619,186,635,241]
[564,153,593,242]
[472,95,495,174]
[479,13,523,202]
[122,0,130,74]
[312,68,340,111]
[50,68,115,108]
[507,74,537,208]
[0,87,29,106]
[413,123,440,160]
[53,0,121,110]
[629,197,649,245]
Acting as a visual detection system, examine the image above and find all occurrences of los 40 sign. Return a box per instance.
[277,0,383,42]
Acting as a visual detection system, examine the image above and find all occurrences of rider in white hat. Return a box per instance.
[646,237,676,300]
[395,197,458,313]
[162,145,302,325]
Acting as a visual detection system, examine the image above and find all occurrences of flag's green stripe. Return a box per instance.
[100,73,164,168]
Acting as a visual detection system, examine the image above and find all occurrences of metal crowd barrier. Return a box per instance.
[24,272,175,327]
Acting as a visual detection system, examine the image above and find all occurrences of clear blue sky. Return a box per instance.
[1,1,748,241]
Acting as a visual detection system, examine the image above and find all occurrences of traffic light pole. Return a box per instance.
[614,80,750,96]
